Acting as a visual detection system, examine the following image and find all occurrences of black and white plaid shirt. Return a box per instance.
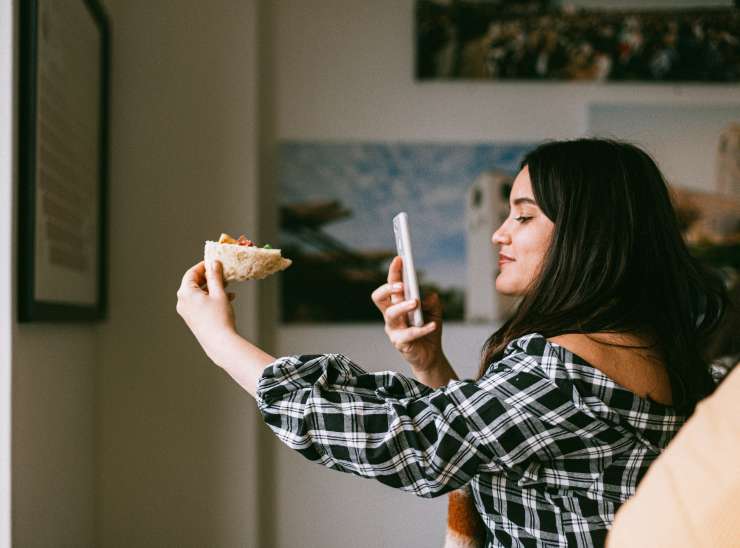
[256,333,684,547]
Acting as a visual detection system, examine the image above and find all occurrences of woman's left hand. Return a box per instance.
[176,260,238,366]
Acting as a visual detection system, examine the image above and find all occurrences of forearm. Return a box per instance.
[257,352,480,498]
[412,355,459,388]
[207,330,275,398]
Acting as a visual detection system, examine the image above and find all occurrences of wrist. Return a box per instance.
[411,354,450,374]
[411,355,458,388]
[203,328,242,369]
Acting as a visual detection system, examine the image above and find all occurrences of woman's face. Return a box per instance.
[492,166,555,296]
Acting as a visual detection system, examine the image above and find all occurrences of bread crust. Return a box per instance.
[204,241,292,281]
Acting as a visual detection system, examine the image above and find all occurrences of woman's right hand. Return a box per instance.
[371,256,445,373]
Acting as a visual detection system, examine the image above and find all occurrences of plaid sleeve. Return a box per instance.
[256,350,633,499]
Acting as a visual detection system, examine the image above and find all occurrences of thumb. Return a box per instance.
[206,260,227,298]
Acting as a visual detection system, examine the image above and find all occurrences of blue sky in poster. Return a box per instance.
[279,141,536,290]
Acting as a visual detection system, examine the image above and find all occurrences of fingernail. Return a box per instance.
[393,283,403,290]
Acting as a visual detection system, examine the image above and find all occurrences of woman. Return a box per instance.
[176,139,726,547]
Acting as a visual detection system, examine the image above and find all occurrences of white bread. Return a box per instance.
[204,241,292,281]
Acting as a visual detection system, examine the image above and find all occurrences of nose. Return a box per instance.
[492,222,509,245]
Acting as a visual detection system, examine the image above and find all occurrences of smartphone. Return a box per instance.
[393,212,424,327]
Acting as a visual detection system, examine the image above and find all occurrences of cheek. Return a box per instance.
[514,240,550,282]
[520,228,552,266]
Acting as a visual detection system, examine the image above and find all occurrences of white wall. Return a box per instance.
[96,1,262,546]
[6,1,266,546]
[268,1,740,547]
[13,329,96,547]
[0,1,13,546]
[589,103,740,191]
[10,0,97,544]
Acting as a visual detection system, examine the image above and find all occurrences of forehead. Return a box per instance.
[510,166,534,202]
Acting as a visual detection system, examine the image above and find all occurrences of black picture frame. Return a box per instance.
[18,0,110,322]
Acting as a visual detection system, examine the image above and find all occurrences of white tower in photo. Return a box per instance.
[465,171,518,323]
[716,122,740,199]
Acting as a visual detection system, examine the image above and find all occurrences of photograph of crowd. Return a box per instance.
[416,0,740,82]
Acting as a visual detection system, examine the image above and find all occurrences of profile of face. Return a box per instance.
[492,166,555,296]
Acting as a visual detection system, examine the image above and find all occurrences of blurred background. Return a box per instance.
[0,1,738,547]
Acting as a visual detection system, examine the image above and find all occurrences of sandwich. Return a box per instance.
[204,233,292,281]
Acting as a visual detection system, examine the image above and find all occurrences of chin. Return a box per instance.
[495,277,521,296]
[497,288,521,297]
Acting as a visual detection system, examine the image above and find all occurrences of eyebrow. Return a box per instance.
[511,197,538,206]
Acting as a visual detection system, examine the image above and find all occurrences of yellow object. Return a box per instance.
[218,233,237,244]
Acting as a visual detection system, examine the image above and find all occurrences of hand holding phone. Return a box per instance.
[393,212,424,327]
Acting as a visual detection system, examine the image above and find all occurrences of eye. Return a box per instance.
[514,216,532,223]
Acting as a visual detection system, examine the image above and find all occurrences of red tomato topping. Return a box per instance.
[236,235,256,247]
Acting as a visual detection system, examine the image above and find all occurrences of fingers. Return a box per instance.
[388,321,437,350]
[371,281,404,313]
[370,257,403,317]
[182,261,205,287]
[205,260,226,298]
[384,298,419,330]
[200,280,229,291]
[179,260,228,301]
[387,256,403,305]
[373,286,440,330]
[179,261,206,295]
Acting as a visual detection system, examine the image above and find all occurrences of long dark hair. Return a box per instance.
[479,138,727,411]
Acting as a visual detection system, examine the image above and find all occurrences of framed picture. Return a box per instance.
[416,0,740,82]
[18,0,110,322]
[278,141,538,324]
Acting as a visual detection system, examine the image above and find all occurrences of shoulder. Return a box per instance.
[489,332,574,379]
[501,332,550,359]
[501,332,581,364]
[473,334,575,410]
[488,332,604,389]
[547,333,673,405]
[547,334,598,363]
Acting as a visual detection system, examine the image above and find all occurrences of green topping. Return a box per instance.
[263,244,272,249]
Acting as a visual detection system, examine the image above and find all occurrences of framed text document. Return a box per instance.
[18,0,110,322]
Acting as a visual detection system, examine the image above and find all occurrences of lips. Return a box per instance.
[498,253,515,269]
